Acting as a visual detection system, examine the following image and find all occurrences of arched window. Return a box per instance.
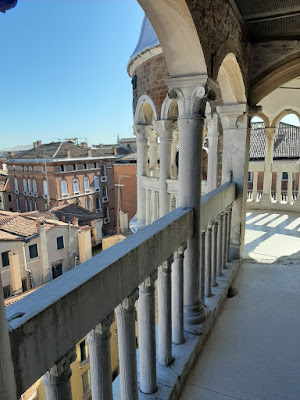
[94,175,99,191]
[102,185,107,198]
[32,179,37,195]
[27,178,32,194]
[104,205,109,219]
[84,177,90,193]
[96,197,101,211]
[61,180,68,196]
[23,178,27,194]
[73,178,79,194]
[85,197,91,211]
[101,164,106,177]
[14,177,18,193]
[43,180,48,197]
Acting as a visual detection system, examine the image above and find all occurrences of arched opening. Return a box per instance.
[61,180,68,197]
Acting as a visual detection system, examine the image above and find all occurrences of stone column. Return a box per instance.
[276,172,282,202]
[172,245,186,345]
[252,171,258,201]
[153,120,173,218]
[151,190,158,222]
[199,230,206,305]
[166,76,211,331]
[138,275,157,394]
[115,292,139,400]
[217,104,249,252]
[133,125,148,228]
[222,212,227,270]
[42,349,76,400]
[261,127,276,202]
[211,220,218,287]
[158,257,173,366]
[145,189,151,226]
[226,206,232,262]
[206,113,219,192]
[148,128,158,177]
[86,314,114,400]
[217,214,223,277]
[205,225,212,297]
[288,172,293,203]
[170,127,179,179]
[0,276,17,400]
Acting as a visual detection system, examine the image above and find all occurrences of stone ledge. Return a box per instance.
[112,257,240,399]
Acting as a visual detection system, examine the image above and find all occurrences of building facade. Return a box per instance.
[6,141,116,231]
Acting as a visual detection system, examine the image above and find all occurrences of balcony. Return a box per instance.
[2,182,239,400]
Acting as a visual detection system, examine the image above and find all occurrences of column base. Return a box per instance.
[184,303,206,335]
[259,194,275,204]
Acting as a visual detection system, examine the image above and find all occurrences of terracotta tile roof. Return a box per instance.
[5,286,42,307]
[0,230,22,240]
[250,122,300,160]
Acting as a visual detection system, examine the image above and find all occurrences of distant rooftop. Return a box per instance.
[250,122,300,160]
[0,144,33,153]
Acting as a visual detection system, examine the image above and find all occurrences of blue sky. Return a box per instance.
[0,0,144,147]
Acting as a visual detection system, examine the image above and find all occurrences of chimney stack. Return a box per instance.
[67,150,71,158]
[113,146,117,156]
[88,149,92,158]
[71,217,79,226]
[81,142,87,148]
[8,151,14,158]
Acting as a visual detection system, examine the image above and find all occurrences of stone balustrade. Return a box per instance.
[248,161,300,212]
[2,183,236,400]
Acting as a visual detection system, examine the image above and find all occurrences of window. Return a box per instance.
[27,178,32,193]
[22,278,27,292]
[96,197,101,211]
[85,197,91,211]
[60,164,65,172]
[41,165,46,173]
[1,251,9,267]
[61,180,68,196]
[29,244,38,259]
[282,172,295,181]
[101,164,106,177]
[57,236,64,250]
[248,172,252,182]
[80,340,87,362]
[73,164,77,171]
[94,176,99,191]
[3,285,11,299]
[12,165,16,171]
[29,166,34,172]
[94,162,97,169]
[73,178,79,194]
[8,194,11,202]
[84,177,90,193]
[32,179,37,195]
[105,205,109,219]
[83,163,87,170]
[81,370,90,397]
[102,185,108,197]
[14,177,18,192]
[23,178,27,193]
[43,180,48,197]
[52,263,62,279]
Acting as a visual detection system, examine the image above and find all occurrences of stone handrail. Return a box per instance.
[3,182,237,399]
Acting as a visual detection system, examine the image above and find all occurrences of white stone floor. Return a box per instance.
[179,211,300,400]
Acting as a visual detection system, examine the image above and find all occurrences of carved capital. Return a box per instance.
[153,120,174,141]
[86,313,114,345]
[139,274,156,294]
[42,349,77,386]
[217,103,248,130]
[115,289,139,315]
[264,127,276,141]
[133,125,148,141]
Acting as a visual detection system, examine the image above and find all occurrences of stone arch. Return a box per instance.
[161,97,179,120]
[137,0,207,77]
[134,94,158,124]
[251,112,270,127]
[217,53,246,104]
[272,109,300,129]
[250,57,300,105]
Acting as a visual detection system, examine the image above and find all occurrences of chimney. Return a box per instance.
[113,146,117,156]
[8,151,14,158]
[33,140,42,148]
[81,142,87,148]
[71,217,79,226]
[67,150,71,158]
[88,149,92,158]
[35,220,40,234]
[62,216,66,222]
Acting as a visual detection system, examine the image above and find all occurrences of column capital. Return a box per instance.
[216,103,248,129]
[86,313,114,345]
[153,119,174,140]
[133,124,148,141]
[139,274,156,294]
[42,349,76,386]
[206,113,219,138]
[148,128,158,142]
[165,75,216,118]
[264,127,276,140]
[115,289,139,315]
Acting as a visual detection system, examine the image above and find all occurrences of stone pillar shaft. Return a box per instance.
[199,230,206,305]
[145,189,151,226]
[226,206,232,262]
[134,125,148,226]
[138,276,157,394]
[86,314,114,400]
[148,129,158,177]
[115,293,138,400]
[172,247,185,345]
[158,258,173,366]
[205,226,212,297]
[262,127,276,197]
[253,171,258,201]
[170,129,179,179]
[151,190,158,223]
[211,220,218,287]
[276,172,282,202]
[207,113,219,192]
[217,214,223,277]
[42,350,76,400]
[288,172,293,203]
[222,212,227,270]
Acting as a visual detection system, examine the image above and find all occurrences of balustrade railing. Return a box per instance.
[248,162,300,210]
[3,183,236,400]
